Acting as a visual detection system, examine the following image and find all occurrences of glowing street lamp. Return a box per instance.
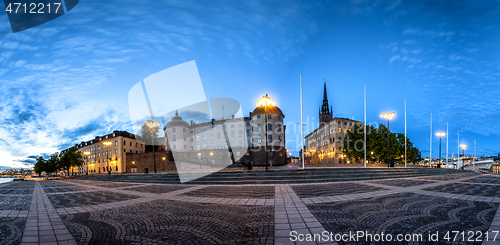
[436,132,445,164]
[380,112,395,167]
[258,94,275,170]
[146,119,160,174]
[460,144,467,158]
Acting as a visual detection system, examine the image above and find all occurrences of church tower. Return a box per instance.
[319,79,332,125]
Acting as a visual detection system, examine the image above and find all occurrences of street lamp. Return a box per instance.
[460,143,467,159]
[380,112,395,167]
[436,132,445,165]
[258,94,275,170]
[146,119,160,174]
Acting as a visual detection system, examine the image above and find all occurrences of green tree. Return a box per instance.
[141,119,160,151]
[46,153,61,177]
[33,156,46,177]
[60,147,84,176]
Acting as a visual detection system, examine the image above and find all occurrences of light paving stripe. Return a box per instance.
[482,201,500,245]
[21,182,77,245]
[274,184,336,245]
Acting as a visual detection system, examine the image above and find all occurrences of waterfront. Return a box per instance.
[1,168,500,244]
[0,178,13,184]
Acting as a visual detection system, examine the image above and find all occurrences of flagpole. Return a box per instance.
[300,75,305,169]
[446,122,448,167]
[430,113,432,165]
[457,130,460,169]
[364,85,366,168]
[404,99,407,168]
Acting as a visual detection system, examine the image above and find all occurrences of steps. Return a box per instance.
[75,168,463,185]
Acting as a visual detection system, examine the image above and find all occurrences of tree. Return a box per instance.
[141,119,160,152]
[46,153,61,177]
[33,156,46,177]
[60,147,84,176]
[343,123,422,164]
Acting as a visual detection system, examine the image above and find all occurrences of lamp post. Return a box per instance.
[257,94,275,170]
[436,132,445,165]
[146,119,160,174]
[460,144,467,168]
[380,112,395,167]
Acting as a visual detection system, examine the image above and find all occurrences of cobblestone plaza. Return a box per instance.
[2,171,500,244]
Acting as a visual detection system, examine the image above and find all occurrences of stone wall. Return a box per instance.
[125,152,176,173]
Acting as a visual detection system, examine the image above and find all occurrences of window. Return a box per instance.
[115,149,118,154]
[231,123,234,128]
[172,128,176,132]
[197,145,200,150]
[196,128,200,133]
[109,150,111,155]
[130,150,132,153]
[203,144,206,149]
[173,145,176,149]
[229,152,232,156]
[239,130,243,137]
[246,130,250,137]
[183,128,186,132]
[231,141,235,147]
[217,125,221,129]
[217,143,221,149]
[257,124,261,132]
[231,131,235,138]
[210,143,214,149]
[246,122,250,127]
[203,127,206,132]
[338,121,341,124]
[257,136,262,143]
[130,142,132,146]
[124,149,126,153]
[196,136,200,141]
[268,135,273,143]
[224,142,228,149]
[98,153,100,157]
[173,135,176,142]
[217,132,221,139]
[135,143,137,147]
[115,140,117,145]
[203,135,206,140]
[123,140,126,145]
[268,123,272,131]
[279,136,282,143]
[338,137,342,142]
[141,144,143,148]
[98,145,100,150]
[257,115,261,120]
[210,134,213,139]
[277,124,282,132]
[278,115,282,121]
[236,151,240,156]
[268,114,272,119]
[247,140,251,147]
[239,141,243,147]
[344,122,347,125]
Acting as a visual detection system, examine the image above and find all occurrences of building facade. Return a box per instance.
[62,130,146,174]
[163,94,287,166]
[304,83,364,164]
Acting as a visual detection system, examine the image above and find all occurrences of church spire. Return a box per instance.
[321,79,330,115]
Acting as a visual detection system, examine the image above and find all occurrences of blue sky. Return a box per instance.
[1,0,500,168]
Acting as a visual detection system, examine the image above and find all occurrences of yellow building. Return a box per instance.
[61,130,145,174]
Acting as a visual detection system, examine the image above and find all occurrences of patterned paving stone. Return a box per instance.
[0,217,26,245]
[424,182,500,197]
[70,180,142,188]
[308,193,498,245]
[48,191,141,208]
[420,172,479,181]
[121,184,191,194]
[183,185,274,199]
[42,186,96,193]
[1,181,35,188]
[464,175,500,185]
[291,182,386,198]
[61,199,274,244]
[369,179,435,187]
[0,196,32,210]
[0,188,33,195]
[40,180,79,187]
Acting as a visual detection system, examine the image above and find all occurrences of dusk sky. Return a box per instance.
[1,0,500,168]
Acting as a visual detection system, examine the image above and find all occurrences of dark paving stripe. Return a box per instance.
[424,183,500,197]
[61,199,274,245]
[0,196,32,210]
[47,191,141,209]
[0,217,25,244]
[308,192,497,245]
[369,179,435,187]
[291,182,386,198]
[464,176,500,185]
[121,185,190,194]
[182,186,274,199]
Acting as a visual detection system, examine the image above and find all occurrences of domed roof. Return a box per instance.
[164,111,190,128]
[252,105,284,118]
